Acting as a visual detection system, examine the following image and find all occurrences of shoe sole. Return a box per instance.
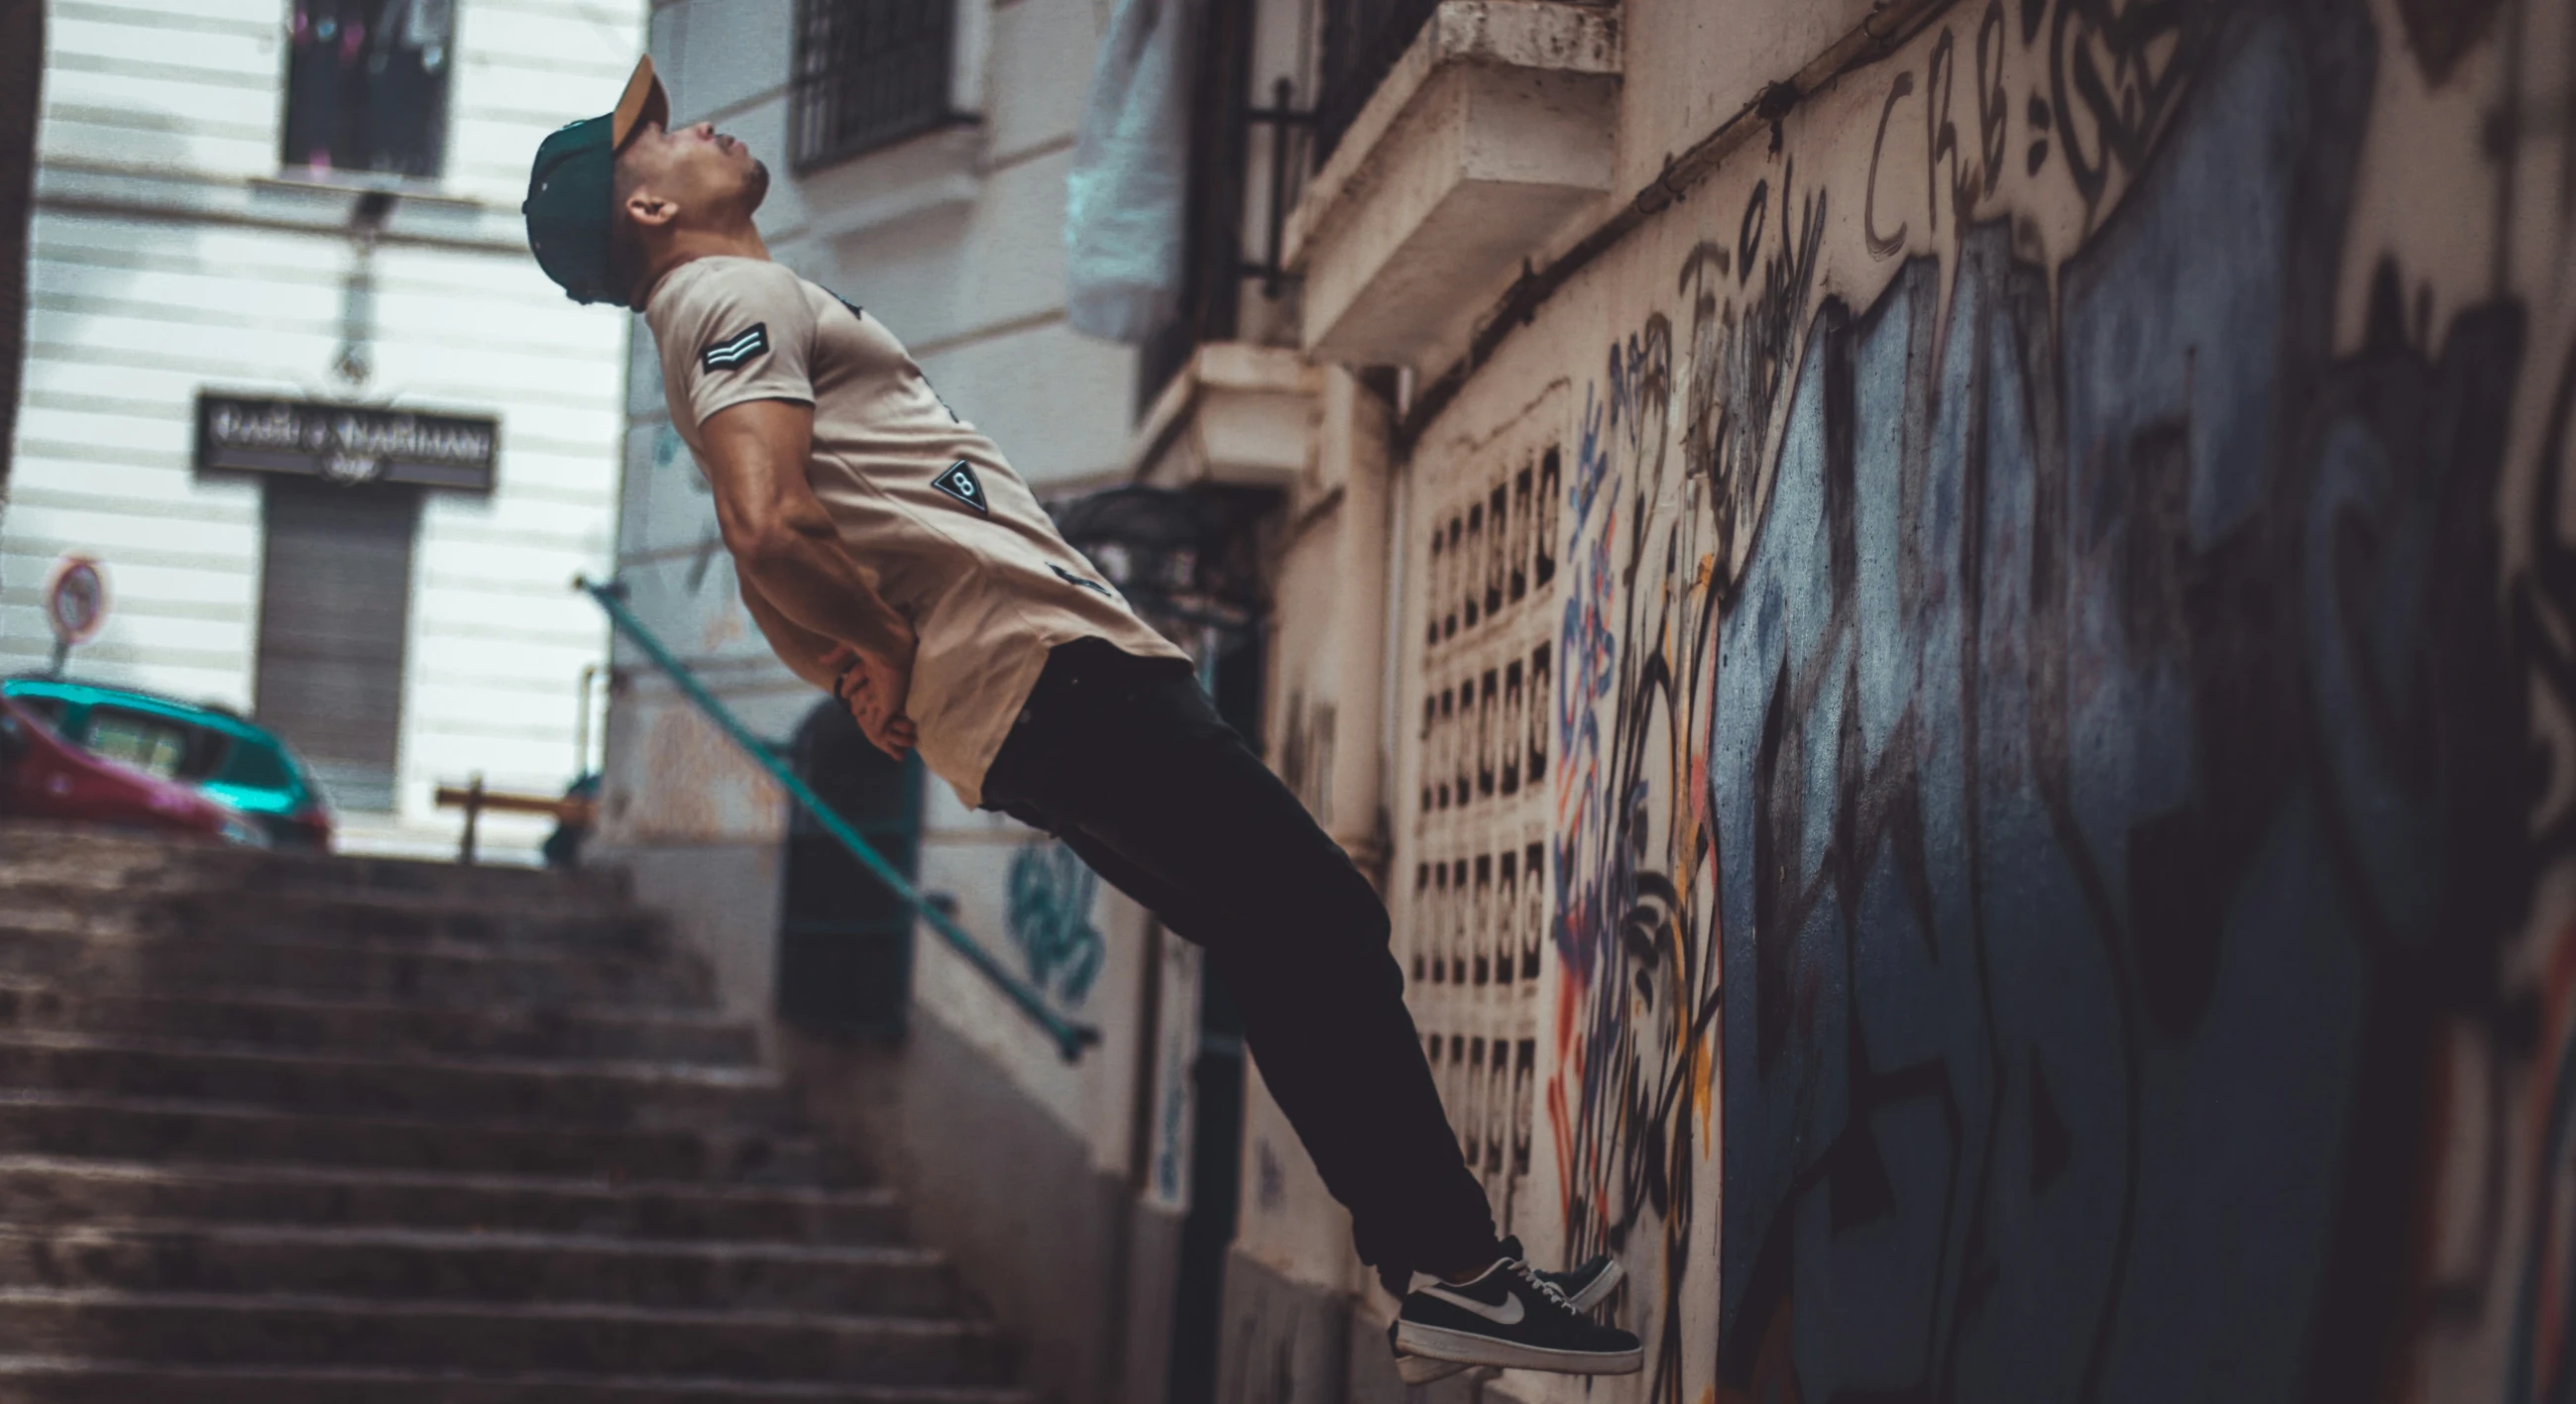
[1397,1352,1471,1385]
[1394,1321,1644,1376]
[1395,1258,1627,1384]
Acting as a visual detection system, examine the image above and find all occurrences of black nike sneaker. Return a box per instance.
[1393,1244,1641,1376]
[1394,1238,1624,1383]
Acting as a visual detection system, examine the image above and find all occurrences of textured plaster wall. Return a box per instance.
[1279,0,2576,1401]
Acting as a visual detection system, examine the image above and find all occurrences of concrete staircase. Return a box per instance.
[0,823,1026,1403]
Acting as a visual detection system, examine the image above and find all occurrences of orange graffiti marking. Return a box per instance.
[1694,1026,1718,1148]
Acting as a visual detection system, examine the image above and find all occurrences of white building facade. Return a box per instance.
[0,0,644,857]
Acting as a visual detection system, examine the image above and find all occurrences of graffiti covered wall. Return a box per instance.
[1390,0,2576,1398]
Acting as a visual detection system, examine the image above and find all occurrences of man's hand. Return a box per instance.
[822,642,919,759]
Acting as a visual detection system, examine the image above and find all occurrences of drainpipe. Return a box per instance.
[1097,916,1170,1403]
[1372,373,1410,881]
[0,0,43,507]
[333,190,394,389]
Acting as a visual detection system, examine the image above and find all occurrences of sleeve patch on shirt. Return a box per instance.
[931,461,991,515]
[1052,564,1116,599]
[700,323,770,372]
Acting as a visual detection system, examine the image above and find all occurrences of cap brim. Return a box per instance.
[611,54,670,152]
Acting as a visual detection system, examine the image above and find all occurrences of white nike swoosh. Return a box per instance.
[1420,1283,1524,1326]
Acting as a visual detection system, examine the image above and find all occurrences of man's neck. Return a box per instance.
[637,223,772,303]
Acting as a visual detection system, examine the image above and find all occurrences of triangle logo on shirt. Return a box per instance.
[932,460,990,515]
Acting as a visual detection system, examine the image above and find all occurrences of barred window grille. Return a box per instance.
[791,0,957,170]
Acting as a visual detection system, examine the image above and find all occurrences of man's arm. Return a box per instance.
[699,399,912,662]
[698,397,918,755]
[735,572,839,692]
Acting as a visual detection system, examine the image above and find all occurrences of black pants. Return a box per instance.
[979,638,1499,1290]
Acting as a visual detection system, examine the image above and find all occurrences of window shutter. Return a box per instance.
[253,479,420,813]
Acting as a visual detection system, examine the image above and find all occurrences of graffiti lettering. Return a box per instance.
[1523,4,2576,1403]
[2049,0,2219,212]
[1866,72,1917,261]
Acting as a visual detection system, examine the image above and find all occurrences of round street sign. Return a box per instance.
[44,556,108,646]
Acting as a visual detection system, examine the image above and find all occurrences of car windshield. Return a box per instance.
[84,705,237,781]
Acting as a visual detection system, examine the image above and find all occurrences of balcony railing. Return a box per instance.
[790,0,957,171]
[1313,0,1440,162]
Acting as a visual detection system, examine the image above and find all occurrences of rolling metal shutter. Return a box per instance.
[252,479,420,813]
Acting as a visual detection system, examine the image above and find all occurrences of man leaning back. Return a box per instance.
[520,57,1641,1384]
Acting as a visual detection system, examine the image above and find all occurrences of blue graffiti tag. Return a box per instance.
[1006,841,1105,1008]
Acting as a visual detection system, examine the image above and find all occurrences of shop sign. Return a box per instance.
[194,393,498,491]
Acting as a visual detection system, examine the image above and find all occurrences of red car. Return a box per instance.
[0,694,264,845]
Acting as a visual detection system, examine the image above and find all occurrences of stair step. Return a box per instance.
[0,1290,1011,1385]
[0,1157,908,1244]
[0,1032,787,1129]
[0,1092,829,1182]
[0,821,1021,1397]
[0,1224,958,1316]
[0,822,630,912]
[0,924,714,1010]
[0,1356,1034,1403]
[0,886,670,955]
[0,982,761,1064]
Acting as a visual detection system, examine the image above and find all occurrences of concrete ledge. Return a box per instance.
[1283,1,1621,372]
[1129,344,1324,489]
[34,161,527,254]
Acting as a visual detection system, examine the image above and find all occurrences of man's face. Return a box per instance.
[615,120,770,230]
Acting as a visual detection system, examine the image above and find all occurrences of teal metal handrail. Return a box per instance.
[578,578,1100,1062]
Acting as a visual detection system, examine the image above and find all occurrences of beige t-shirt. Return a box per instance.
[647,256,1190,808]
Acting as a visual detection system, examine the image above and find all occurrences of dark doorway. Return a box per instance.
[778,699,926,1040]
[253,477,420,813]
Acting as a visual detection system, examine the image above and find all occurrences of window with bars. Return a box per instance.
[791,0,958,171]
